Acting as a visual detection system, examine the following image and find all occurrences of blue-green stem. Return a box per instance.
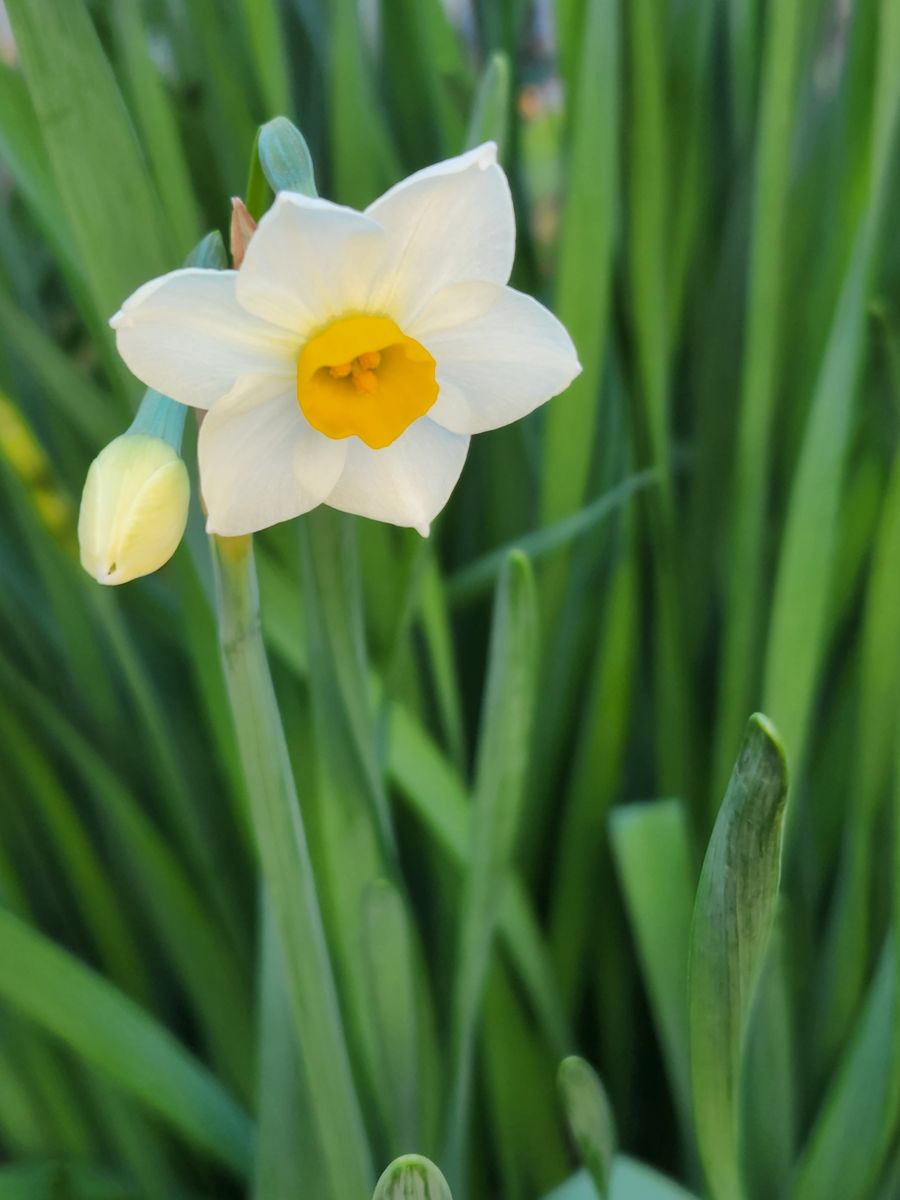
[128,387,187,449]
[212,532,373,1200]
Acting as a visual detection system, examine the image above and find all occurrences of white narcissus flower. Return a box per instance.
[111,144,581,537]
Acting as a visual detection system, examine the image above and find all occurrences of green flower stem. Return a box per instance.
[128,387,187,450]
[211,532,373,1200]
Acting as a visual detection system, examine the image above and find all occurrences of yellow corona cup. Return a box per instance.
[78,433,190,585]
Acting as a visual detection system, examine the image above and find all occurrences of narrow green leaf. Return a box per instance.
[725,0,761,146]
[609,798,694,1138]
[550,552,638,1009]
[254,900,326,1200]
[111,0,201,254]
[449,470,657,606]
[445,552,539,1185]
[239,0,291,119]
[258,554,570,1057]
[688,715,788,1200]
[0,703,147,1001]
[465,52,510,156]
[811,441,900,1077]
[740,914,795,1200]
[6,0,173,321]
[0,291,117,445]
[373,1155,452,1200]
[170,0,257,193]
[81,1078,180,1200]
[484,967,571,1199]
[0,64,78,281]
[625,0,669,474]
[329,0,400,207]
[381,0,469,160]
[763,0,900,779]
[360,879,420,1154]
[299,510,395,856]
[715,0,803,790]
[541,0,619,524]
[0,1162,139,1198]
[793,942,899,1200]
[419,555,467,768]
[559,1057,617,1198]
[0,907,252,1173]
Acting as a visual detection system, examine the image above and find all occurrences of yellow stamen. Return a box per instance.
[352,367,379,394]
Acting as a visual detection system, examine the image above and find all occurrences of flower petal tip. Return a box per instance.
[474,141,498,169]
[415,520,432,538]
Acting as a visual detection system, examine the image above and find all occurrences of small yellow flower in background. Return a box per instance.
[78,433,189,585]
[0,393,75,544]
[111,144,581,537]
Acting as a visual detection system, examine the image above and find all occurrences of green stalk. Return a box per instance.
[714,0,802,798]
[211,533,373,1200]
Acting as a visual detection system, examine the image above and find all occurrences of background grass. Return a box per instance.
[1,0,900,1197]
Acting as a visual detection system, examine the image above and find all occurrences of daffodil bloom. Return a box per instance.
[111,144,581,537]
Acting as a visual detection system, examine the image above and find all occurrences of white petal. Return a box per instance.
[199,376,347,536]
[111,268,297,409]
[236,192,389,334]
[324,418,470,535]
[410,281,582,435]
[366,143,515,322]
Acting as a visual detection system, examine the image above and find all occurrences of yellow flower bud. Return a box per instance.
[78,433,190,585]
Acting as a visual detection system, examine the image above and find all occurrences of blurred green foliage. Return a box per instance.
[0,0,899,1198]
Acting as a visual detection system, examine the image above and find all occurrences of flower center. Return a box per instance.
[296,314,438,449]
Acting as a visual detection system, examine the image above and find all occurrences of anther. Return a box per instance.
[329,362,353,379]
[353,369,379,394]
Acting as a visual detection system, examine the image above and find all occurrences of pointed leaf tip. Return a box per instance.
[689,711,789,1200]
[558,1056,616,1197]
[373,1154,453,1200]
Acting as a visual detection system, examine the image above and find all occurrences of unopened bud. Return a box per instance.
[78,433,189,585]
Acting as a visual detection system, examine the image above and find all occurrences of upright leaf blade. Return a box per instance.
[360,879,421,1154]
[688,715,788,1200]
[465,52,511,156]
[254,901,327,1200]
[715,0,803,789]
[609,798,695,1137]
[558,1057,617,1198]
[541,0,619,524]
[792,942,899,1200]
[445,551,538,1185]
[6,0,173,323]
